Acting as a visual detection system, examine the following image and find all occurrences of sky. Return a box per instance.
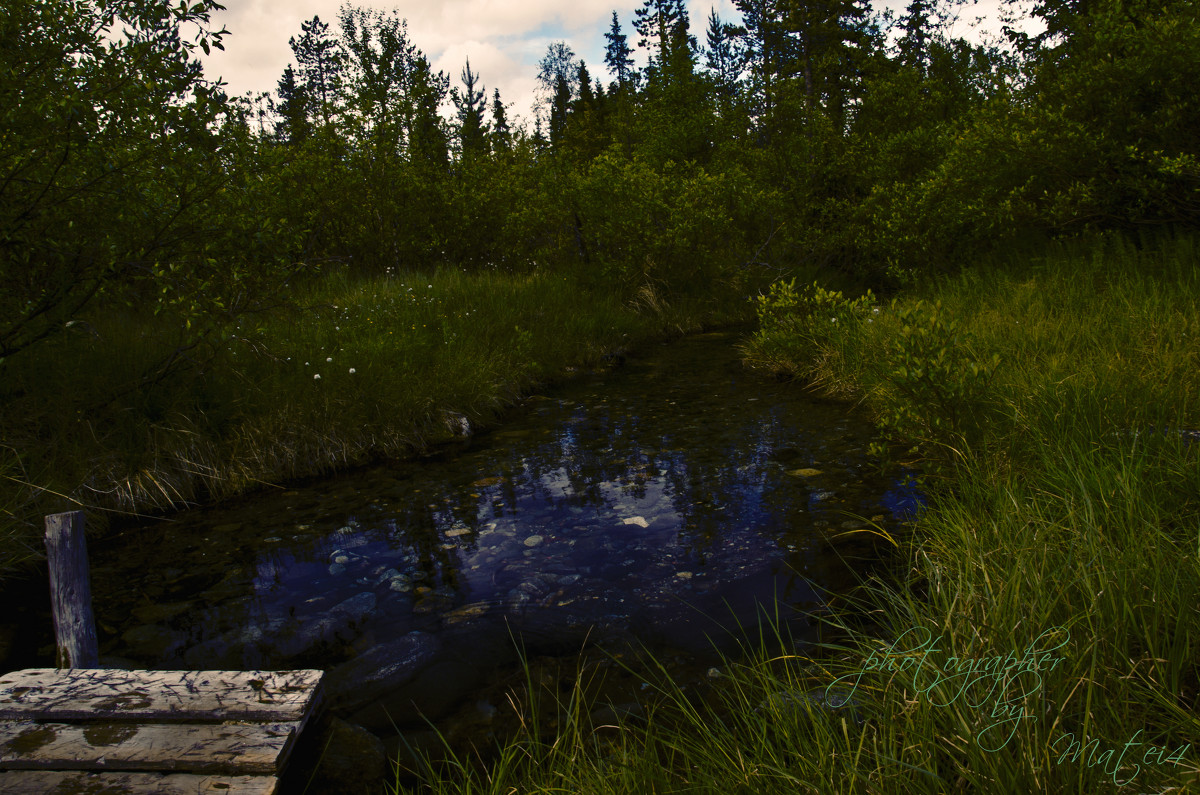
[198,0,1041,129]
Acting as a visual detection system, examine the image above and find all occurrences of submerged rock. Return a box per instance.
[331,592,376,623]
[350,657,481,731]
[443,602,490,626]
[273,592,377,658]
[326,631,443,716]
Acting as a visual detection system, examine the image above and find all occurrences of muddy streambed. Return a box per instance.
[1,331,919,783]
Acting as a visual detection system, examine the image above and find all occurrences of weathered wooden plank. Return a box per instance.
[44,511,99,669]
[0,669,323,723]
[0,720,296,774]
[0,769,277,794]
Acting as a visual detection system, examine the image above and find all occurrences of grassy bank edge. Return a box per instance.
[0,268,754,581]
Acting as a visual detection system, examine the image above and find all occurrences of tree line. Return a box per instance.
[2,0,1198,366]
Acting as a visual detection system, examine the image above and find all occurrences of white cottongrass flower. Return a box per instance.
[314,374,321,380]
[326,357,333,362]
[349,368,356,374]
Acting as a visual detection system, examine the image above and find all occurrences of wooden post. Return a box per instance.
[43,511,99,669]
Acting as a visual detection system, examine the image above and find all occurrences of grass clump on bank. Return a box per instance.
[398,234,1200,793]
[0,268,747,577]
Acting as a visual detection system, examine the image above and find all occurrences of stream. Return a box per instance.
[0,331,920,785]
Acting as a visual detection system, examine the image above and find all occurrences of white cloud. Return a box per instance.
[202,0,645,118]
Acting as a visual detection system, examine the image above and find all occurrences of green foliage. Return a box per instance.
[870,299,999,463]
[754,278,876,336]
[747,232,1198,475]
[747,278,876,388]
[571,150,763,300]
[0,0,232,360]
[864,0,1200,272]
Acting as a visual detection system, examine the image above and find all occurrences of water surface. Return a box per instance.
[80,331,917,729]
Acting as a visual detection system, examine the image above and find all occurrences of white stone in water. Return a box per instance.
[334,555,350,565]
[622,516,649,528]
[376,568,401,583]
[445,525,471,538]
[329,563,347,575]
[389,577,413,593]
[523,535,544,547]
[675,571,693,579]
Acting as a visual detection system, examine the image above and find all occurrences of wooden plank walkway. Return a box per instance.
[0,668,324,795]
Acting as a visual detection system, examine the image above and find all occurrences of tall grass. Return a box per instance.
[0,267,747,576]
[400,234,1200,793]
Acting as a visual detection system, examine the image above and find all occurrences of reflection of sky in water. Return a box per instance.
[91,333,918,669]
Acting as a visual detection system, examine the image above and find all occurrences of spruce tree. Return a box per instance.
[454,58,488,158]
[633,0,685,73]
[490,89,511,153]
[604,11,635,89]
[898,0,932,71]
[549,73,572,147]
[289,15,343,128]
[273,64,312,143]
